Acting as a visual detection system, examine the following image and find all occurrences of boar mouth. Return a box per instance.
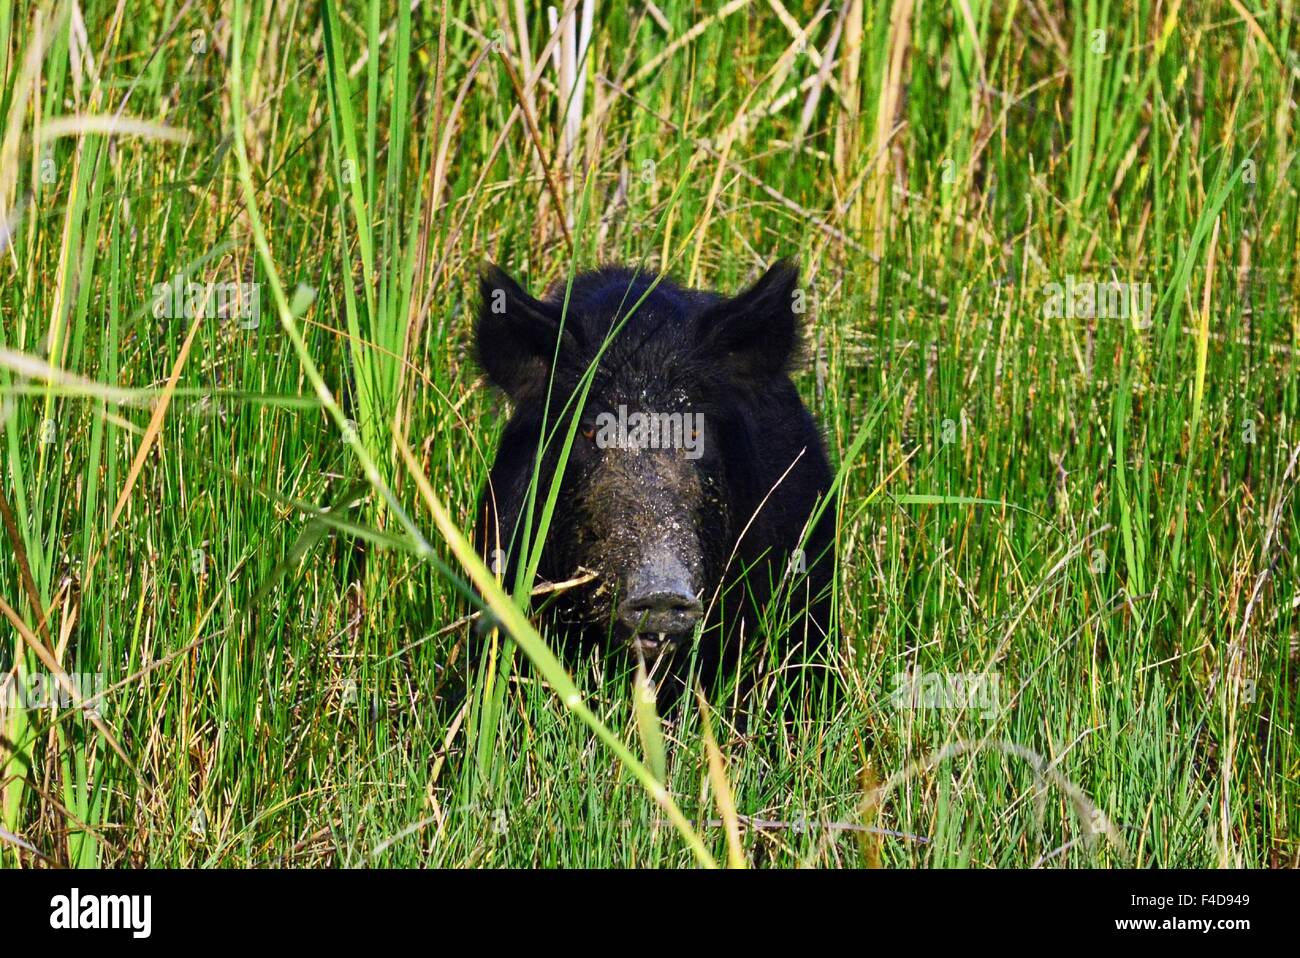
[626,630,689,656]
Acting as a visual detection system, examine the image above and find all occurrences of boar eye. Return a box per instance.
[580,424,597,444]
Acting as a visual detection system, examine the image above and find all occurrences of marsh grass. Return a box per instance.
[0,0,1296,867]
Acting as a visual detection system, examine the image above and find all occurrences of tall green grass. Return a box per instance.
[0,0,1296,867]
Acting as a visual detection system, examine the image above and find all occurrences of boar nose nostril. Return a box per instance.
[618,590,703,632]
[628,593,700,615]
[619,552,702,635]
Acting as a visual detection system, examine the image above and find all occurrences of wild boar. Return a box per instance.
[475,259,836,688]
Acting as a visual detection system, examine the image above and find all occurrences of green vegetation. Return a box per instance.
[0,0,1296,867]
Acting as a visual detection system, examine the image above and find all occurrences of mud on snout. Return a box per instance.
[572,448,708,654]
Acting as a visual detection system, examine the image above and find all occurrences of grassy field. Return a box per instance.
[0,0,1296,868]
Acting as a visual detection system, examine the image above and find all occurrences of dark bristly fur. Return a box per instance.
[474,259,836,696]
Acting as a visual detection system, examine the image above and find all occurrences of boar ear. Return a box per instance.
[700,258,803,383]
[476,264,570,401]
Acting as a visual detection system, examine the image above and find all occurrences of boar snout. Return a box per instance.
[618,553,703,637]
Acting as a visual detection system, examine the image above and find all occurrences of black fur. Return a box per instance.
[474,259,836,692]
